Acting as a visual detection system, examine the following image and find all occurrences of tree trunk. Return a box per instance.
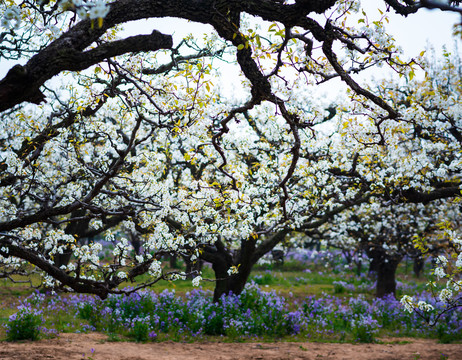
[200,237,258,302]
[128,231,142,255]
[355,259,362,276]
[211,261,254,302]
[202,230,289,302]
[376,256,401,298]
[212,241,256,301]
[212,261,233,301]
[366,246,402,298]
[413,257,425,278]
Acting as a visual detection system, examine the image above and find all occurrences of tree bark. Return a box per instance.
[169,255,178,269]
[413,256,425,278]
[366,247,402,298]
[211,260,255,302]
[375,255,401,298]
[201,236,260,302]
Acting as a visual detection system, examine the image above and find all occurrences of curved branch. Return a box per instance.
[322,22,399,120]
[0,30,172,111]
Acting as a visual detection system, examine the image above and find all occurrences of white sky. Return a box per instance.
[365,4,461,57]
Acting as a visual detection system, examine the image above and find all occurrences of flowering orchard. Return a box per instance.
[0,0,462,322]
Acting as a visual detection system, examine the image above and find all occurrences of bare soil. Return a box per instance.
[0,333,460,360]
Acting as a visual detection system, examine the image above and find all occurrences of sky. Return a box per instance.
[365,4,461,57]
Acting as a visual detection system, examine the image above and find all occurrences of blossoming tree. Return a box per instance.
[324,198,456,298]
[1,0,462,299]
[328,48,462,311]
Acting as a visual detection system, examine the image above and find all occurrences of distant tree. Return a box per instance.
[325,199,453,298]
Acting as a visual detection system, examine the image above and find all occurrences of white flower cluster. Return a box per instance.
[44,229,75,255]
[1,5,21,29]
[432,228,462,305]
[43,274,60,289]
[400,295,434,313]
[434,266,446,279]
[73,242,102,269]
[192,275,202,287]
[439,288,453,302]
[335,0,361,15]
[417,301,434,312]
[148,259,162,278]
[401,226,462,319]
[0,251,23,268]
[167,272,186,281]
[456,253,462,269]
[19,226,43,242]
[89,218,103,231]
[227,265,239,276]
[60,0,110,20]
[112,237,132,264]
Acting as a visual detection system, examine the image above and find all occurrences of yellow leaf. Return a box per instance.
[409,70,415,81]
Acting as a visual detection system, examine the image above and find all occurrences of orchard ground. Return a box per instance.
[1,333,461,360]
[0,250,461,359]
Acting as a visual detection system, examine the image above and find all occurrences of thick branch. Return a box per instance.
[0,0,341,112]
[399,186,461,203]
[0,240,116,298]
[0,31,172,111]
[322,22,399,119]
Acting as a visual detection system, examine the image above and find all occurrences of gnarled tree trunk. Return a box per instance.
[203,237,257,302]
[367,247,402,298]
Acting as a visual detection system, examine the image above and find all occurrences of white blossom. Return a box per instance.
[434,266,446,279]
[117,271,127,279]
[88,0,110,20]
[400,295,414,313]
[417,301,434,312]
[192,276,202,287]
[439,288,453,302]
[227,266,239,275]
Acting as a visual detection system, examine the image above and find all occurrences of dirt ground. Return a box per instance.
[0,333,461,360]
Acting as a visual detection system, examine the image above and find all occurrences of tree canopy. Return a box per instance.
[1,0,462,303]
